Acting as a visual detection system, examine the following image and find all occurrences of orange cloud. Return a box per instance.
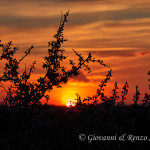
[135,51,150,56]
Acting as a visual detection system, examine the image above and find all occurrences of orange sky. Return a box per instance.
[0,0,150,106]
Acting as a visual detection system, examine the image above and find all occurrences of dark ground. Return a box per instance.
[0,104,150,150]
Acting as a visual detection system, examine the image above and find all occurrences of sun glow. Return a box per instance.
[60,86,78,106]
[66,101,75,107]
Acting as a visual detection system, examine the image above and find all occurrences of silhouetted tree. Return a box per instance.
[82,69,112,105]
[148,71,150,90]
[141,93,150,107]
[0,12,108,107]
[75,94,82,108]
[118,81,129,106]
[133,85,140,107]
[110,82,119,105]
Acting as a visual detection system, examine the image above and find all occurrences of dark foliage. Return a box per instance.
[141,93,150,107]
[110,82,119,105]
[117,81,129,106]
[74,69,112,106]
[0,105,150,150]
[133,85,140,107]
[148,71,150,90]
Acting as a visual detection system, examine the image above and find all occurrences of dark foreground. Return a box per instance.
[0,104,150,150]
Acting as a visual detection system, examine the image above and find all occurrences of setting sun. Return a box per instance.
[66,101,75,107]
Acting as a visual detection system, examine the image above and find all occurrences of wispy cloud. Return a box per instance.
[135,51,150,56]
[70,71,90,82]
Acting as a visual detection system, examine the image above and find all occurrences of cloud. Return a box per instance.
[0,9,129,29]
[1,0,150,30]
[0,16,59,29]
[56,0,103,2]
[135,51,150,56]
[92,50,137,57]
[92,50,150,58]
[71,71,90,82]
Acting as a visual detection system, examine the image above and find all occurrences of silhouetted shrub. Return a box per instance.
[117,81,129,106]
[133,85,140,107]
[0,12,108,107]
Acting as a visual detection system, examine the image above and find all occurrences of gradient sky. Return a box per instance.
[0,0,150,105]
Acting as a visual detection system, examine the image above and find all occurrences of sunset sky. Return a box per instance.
[0,0,150,106]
